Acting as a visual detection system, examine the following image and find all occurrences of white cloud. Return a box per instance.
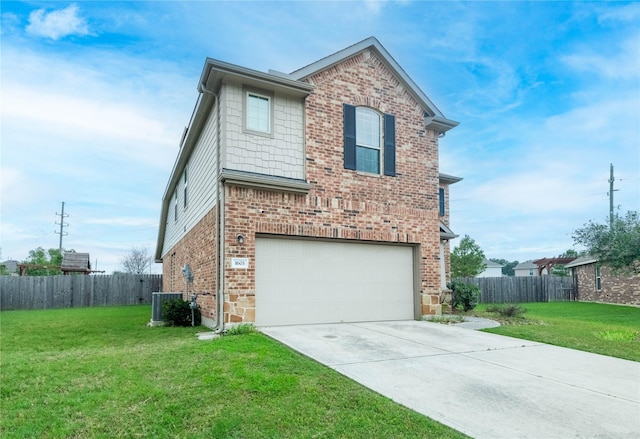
[597,3,640,24]
[26,4,91,40]
[561,33,640,81]
[4,85,172,147]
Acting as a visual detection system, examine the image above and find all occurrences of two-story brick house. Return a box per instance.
[155,37,461,328]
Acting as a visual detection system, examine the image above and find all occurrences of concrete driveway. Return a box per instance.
[261,320,640,438]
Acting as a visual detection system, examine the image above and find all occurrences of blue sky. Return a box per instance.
[1,1,639,274]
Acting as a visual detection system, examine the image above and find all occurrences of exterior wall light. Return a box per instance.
[237,234,244,245]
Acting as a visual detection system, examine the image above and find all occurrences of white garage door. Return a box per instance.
[255,237,415,326]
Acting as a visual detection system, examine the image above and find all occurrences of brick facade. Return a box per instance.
[574,263,640,306]
[162,207,219,326]
[159,41,459,327]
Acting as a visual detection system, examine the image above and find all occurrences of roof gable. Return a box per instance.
[289,37,458,132]
[483,259,504,268]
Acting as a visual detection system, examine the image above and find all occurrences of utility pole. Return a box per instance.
[608,163,618,230]
[55,202,69,253]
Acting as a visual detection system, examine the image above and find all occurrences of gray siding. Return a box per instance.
[162,101,220,256]
[223,83,305,179]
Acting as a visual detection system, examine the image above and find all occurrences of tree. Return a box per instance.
[451,235,486,278]
[490,258,519,277]
[572,211,640,273]
[550,249,580,277]
[22,247,64,275]
[120,247,151,275]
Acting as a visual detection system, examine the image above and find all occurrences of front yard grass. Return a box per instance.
[0,306,466,439]
[471,302,640,361]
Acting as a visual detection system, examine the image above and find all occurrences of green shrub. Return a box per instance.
[486,303,527,318]
[224,323,258,336]
[162,299,201,327]
[448,280,480,312]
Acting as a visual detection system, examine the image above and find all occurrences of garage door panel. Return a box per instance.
[255,238,414,326]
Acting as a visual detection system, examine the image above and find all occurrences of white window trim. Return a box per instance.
[355,106,382,175]
[243,87,274,138]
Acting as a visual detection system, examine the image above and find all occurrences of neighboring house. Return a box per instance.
[477,259,503,278]
[155,37,461,328]
[1,260,19,275]
[514,260,547,277]
[565,256,640,306]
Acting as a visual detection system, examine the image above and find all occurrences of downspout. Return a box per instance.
[198,75,225,334]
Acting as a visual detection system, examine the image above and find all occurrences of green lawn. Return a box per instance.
[473,302,640,361]
[0,306,466,439]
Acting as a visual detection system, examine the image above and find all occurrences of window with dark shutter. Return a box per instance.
[383,113,396,176]
[343,104,396,176]
[343,104,356,170]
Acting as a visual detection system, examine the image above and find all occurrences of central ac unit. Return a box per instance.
[150,292,184,326]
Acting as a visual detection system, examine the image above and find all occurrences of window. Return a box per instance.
[529,269,534,276]
[343,104,395,176]
[595,264,602,291]
[173,190,178,222]
[246,92,271,134]
[439,188,445,216]
[183,168,188,209]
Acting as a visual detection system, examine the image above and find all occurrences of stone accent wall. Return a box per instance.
[575,264,640,306]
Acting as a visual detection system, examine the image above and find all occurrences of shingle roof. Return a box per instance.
[514,260,538,270]
[564,256,597,269]
[61,252,91,273]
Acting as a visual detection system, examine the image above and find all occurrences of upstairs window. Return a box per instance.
[174,190,178,222]
[439,188,445,216]
[343,104,395,176]
[356,108,381,174]
[246,91,271,134]
[183,168,188,209]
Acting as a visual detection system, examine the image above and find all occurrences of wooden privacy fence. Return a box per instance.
[455,276,576,303]
[0,274,162,310]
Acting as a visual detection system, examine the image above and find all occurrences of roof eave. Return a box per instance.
[425,116,459,134]
[439,173,463,185]
[202,58,314,97]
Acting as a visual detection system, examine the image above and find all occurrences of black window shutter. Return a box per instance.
[343,104,356,170]
[439,188,445,216]
[383,113,396,176]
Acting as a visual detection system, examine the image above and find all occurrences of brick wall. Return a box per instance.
[162,206,219,326]
[163,48,449,326]
[575,264,640,306]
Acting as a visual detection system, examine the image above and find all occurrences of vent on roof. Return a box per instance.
[150,292,184,326]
